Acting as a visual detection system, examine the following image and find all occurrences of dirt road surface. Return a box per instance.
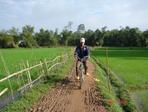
[28,61,106,112]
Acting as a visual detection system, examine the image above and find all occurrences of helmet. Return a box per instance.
[80,37,85,43]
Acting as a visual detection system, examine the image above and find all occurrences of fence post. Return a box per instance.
[42,58,49,79]
[39,61,44,82]
[26,60,32,87]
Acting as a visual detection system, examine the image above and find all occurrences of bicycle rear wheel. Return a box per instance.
[79,70,84,89]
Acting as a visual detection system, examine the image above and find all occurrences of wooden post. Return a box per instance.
[22,61,29,91]
[42,58,49,79]
[26,60,32,87]
[39,61,44,81]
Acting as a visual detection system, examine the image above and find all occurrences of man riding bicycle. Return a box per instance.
[74,37,89,80]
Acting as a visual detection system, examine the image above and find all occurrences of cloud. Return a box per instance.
[0,0,148,31]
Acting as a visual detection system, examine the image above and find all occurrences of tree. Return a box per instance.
[77,24,85,34]
[0,25,147,48]
[143,30,148,47]
[0,31,16,48]
[94,29,104,46]
[61,29,72,46]
[35,28,58,47]
[22,25,38,47]
[84,29,94,46]
[8,27,20,44]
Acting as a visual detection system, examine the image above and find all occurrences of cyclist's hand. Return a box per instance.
[74,55,77,60]
[83,56,88,61]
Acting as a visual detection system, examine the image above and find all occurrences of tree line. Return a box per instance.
[0,24,148,48]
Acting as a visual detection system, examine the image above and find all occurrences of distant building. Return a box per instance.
[18,40,27,47]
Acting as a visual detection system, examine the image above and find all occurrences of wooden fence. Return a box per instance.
[0,54,68,99]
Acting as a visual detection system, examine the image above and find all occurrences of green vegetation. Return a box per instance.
[92,47,148,112]
[0,47,68,93]
[0,24,148,48]
[0,47,66,78]
[93,58,137,112]
[0,52,73,112]
[92,59,123,112]
[92,47,148,87]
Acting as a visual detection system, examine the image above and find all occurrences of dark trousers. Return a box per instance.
[76,59,88,76]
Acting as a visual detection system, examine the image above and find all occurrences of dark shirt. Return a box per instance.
[74,45,89,59]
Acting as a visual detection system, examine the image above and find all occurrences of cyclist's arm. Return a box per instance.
[74,47,78,59]
[84,46,90,60]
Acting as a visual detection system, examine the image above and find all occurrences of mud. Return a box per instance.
[28,61,106,112]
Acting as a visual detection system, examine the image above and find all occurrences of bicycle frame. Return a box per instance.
[78,59,85,89]
[76,56,88,89]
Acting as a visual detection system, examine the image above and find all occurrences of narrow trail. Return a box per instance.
[28,61,106,112]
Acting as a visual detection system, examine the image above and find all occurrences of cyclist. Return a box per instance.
[74,37,89,80]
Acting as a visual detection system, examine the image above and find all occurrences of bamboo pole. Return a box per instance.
[48,63,61,72]
[18,75,43,92]
[42,58,49,78]
[0,55,64,83]
[0,62,42,83]
[0,88,8,96]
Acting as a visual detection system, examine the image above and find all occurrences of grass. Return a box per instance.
[92,47,148,87]
[0,47,69,95]
[92,59,123,112]
[92,58,137,112]
[0,47,67,78]
[92,47,148,112]
[0,51,73,112]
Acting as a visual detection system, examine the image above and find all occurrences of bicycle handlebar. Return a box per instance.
[76,56,89,62]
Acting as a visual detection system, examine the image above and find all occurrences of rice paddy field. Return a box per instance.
[92,47,148,112]
[0,47,68,92]
[0,48,67,77]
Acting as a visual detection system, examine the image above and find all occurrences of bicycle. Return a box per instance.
[76,57,85,89]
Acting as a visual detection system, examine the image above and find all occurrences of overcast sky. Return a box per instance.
[0,0,148,31]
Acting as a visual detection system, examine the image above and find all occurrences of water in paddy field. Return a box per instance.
[130,90,148,112]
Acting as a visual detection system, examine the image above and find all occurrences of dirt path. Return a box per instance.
[28,61,106,112]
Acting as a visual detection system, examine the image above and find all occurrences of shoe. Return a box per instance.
[86,73,90,76]
[76,76,80,80]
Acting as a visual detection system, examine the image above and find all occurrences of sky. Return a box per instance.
[0,0,148,31]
